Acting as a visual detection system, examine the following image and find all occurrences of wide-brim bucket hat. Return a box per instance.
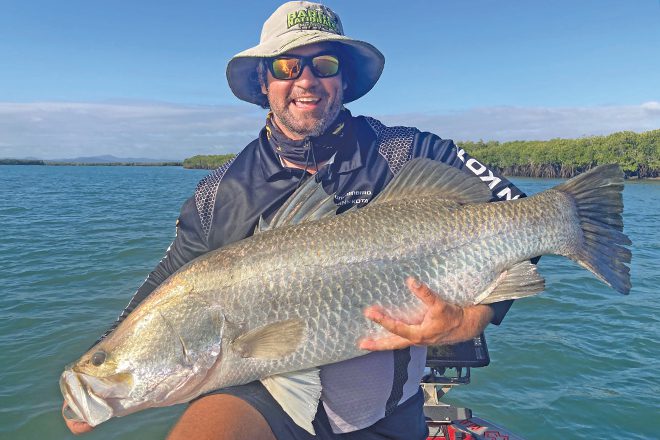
[226,1,385,106]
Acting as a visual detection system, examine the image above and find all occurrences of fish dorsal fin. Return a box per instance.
[475,261,545,304]
[254,215,271,234]
[371,158,492,205]
[266,176,349,230]
[231,319,305,359]
[261,368,321,435]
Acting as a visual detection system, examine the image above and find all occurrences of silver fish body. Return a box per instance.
[60,160,631,430]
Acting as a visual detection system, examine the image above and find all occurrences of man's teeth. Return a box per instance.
[295,98,320,103]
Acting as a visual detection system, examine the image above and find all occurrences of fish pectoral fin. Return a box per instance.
[476,261,546,304]
[261,368,321,435]
[231,319,305,359]
[370,158,492,205]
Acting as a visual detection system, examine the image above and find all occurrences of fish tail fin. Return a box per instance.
[554,164,631,294]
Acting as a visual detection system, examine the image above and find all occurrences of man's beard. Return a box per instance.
[268,87,343,139]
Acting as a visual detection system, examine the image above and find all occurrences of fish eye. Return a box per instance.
[91,351,107,366]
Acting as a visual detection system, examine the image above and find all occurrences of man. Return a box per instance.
[64,2,524,438]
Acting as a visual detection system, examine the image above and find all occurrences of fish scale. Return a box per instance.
[156,200,552,378]
[182,193,577,382]
[61,160,630,432]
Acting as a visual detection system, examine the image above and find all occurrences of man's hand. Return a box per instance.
[62,402,94,435]
[359,277,494,351]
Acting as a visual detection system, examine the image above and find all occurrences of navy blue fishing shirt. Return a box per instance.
[101,113,526,433]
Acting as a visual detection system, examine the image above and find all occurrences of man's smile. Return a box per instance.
[291,96,322,110]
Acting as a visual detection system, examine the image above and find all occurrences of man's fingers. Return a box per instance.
[363,305,385,322]
[362,279,445,351]
[364,306,417,345]
[406,277,438,307]
[359,334,412,351]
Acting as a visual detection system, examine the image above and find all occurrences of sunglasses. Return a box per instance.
[267,53,340,80]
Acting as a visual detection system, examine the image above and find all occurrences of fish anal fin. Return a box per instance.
[261,368,321,435]
[371,159,492,206]
[231,319,305,359]
[477,261,545,304]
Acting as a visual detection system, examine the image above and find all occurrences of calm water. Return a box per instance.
[1,166,658,439]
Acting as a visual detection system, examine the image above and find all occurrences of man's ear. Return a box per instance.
[258,61,269,95]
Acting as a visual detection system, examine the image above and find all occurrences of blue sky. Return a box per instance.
[1,0,659,159]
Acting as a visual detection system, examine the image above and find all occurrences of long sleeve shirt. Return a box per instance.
[99,113,526,432]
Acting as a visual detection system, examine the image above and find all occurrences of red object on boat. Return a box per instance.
[427,417,520,440]
[427,422,477,439]
[423,336,525,440]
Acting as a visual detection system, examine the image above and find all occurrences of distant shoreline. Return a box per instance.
[3,159,659,180]
[0,159,182,166]
[3,128,657,178]
[504,173,660,181]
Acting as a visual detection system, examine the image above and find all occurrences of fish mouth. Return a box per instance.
[59,370,132,426]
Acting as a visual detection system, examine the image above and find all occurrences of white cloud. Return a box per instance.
[377,102,660,142]
[641,101,660,112]
[0,101,658,160]
[0,101,265,160]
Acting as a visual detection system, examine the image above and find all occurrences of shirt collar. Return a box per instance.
[257,127,305,182]
[257,113,367,181]
[329,114,365,175]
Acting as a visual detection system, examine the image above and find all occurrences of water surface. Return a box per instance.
[1,166,658,439]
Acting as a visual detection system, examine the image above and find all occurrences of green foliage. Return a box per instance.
[182,154,236,170]
[0,159,44,165]
[458,129,660,178]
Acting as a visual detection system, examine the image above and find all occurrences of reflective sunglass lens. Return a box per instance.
[312,55,339,77]
[272,58,301,79]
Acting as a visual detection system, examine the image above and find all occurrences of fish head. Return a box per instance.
[60,335,142,425]
[61,292,228,425]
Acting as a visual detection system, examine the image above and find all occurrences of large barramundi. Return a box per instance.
[60,159,631,433]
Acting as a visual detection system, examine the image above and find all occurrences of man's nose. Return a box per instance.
[294,64,320,86]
